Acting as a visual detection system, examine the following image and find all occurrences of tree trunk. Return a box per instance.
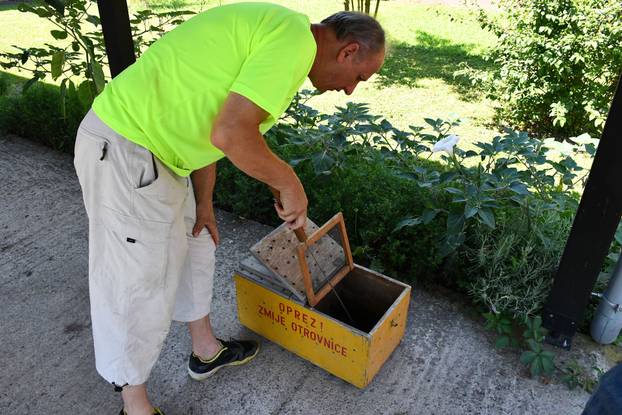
[373,0,380,18]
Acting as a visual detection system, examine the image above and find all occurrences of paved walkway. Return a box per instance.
[0,135,607,414]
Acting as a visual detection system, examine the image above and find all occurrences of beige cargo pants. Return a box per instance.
[73,110,216,386]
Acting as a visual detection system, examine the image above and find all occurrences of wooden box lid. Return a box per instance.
[250,213,354,306]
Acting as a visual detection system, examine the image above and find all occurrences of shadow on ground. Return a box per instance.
[0,2,20,12]
[377,30,494,99]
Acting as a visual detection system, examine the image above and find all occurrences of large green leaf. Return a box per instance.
[541,352,555,375]
[445,187,463,195]
[91,61,106,94]
[530,357,544,377]
[78,80,94,107]
[51,51,65,80]
[464,204,478,219]
[447,212,465,234]
[20,49,30,64]
[393,217,423,232]
[421,209,439,224]
[50,30,68,40]
[86,14,101,26]
[311,152,335,174]
[495,335,510,349]
[59,78,67,119]
[520,350,537,365]
[477,208,495,229]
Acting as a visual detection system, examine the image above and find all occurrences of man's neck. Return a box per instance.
[310,24,324,54]
[309,24,328,79]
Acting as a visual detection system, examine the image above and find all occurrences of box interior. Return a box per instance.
[314,267,405,333]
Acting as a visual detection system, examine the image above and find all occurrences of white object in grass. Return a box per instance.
[432,134,460,156]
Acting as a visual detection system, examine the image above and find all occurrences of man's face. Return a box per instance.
[311,43,385,95]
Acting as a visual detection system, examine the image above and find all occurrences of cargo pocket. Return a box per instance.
[99,209,172,301]
[129,143,187,225]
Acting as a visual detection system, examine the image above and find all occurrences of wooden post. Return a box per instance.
[96,0,136,77]
[543,74,622,348]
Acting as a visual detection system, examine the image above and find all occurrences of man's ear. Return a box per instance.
[337,42,360,63]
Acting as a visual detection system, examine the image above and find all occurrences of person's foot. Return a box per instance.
[118,408,165,415]
[187,338,260,381]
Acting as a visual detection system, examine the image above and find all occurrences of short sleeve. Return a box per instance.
[229,15,315,123]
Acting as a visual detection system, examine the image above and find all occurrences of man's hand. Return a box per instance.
[211,92,309,230]
[271,182,307,231]
[192,201,220,244]
[190,163,219,242]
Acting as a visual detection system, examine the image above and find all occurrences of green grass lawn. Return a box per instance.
[1,0,499,143]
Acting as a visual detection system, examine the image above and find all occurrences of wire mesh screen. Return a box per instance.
[304,223,347,294]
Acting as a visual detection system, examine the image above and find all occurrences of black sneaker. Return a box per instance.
[187,338,260,381]
[118,408,165,415]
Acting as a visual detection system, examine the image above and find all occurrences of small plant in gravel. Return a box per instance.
[483,310,518,349]
[484,313,555,379]
[520,315,555,378]
[561,360,601,392]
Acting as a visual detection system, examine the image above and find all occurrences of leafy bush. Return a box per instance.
[216,90,598,322]
[0,0,193,111]
[0,82,86,151]
[0,73,9,97]
[457,0,622,138]
[467,208,572,317]
[215,94,447,280]
[0,0,193,144]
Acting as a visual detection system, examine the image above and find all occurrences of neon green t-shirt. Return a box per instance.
[92,2,316,177]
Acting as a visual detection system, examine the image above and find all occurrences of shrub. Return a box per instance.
[0,0,193,146]
[216,90,596,322]
[0,0,193,111]
[0,82,86,151]
[466,207,572,317]
[0,73,8,96]
[215,108,447,280]
[457,0,622,138]
[386,119,592,315]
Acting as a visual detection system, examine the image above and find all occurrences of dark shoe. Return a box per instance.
[187,338,260,381]
[118,408,165,415]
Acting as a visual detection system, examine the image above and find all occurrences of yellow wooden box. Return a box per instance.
[233,213,412,388]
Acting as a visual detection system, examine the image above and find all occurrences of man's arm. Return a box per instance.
[211,92,307,230]
[190,163,219,243]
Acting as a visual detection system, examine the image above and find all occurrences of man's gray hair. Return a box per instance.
[321,12,385,56]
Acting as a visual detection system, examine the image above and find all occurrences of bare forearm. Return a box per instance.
[190,163,217,205]
[210,92,307,229]
[214,129,299,193]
